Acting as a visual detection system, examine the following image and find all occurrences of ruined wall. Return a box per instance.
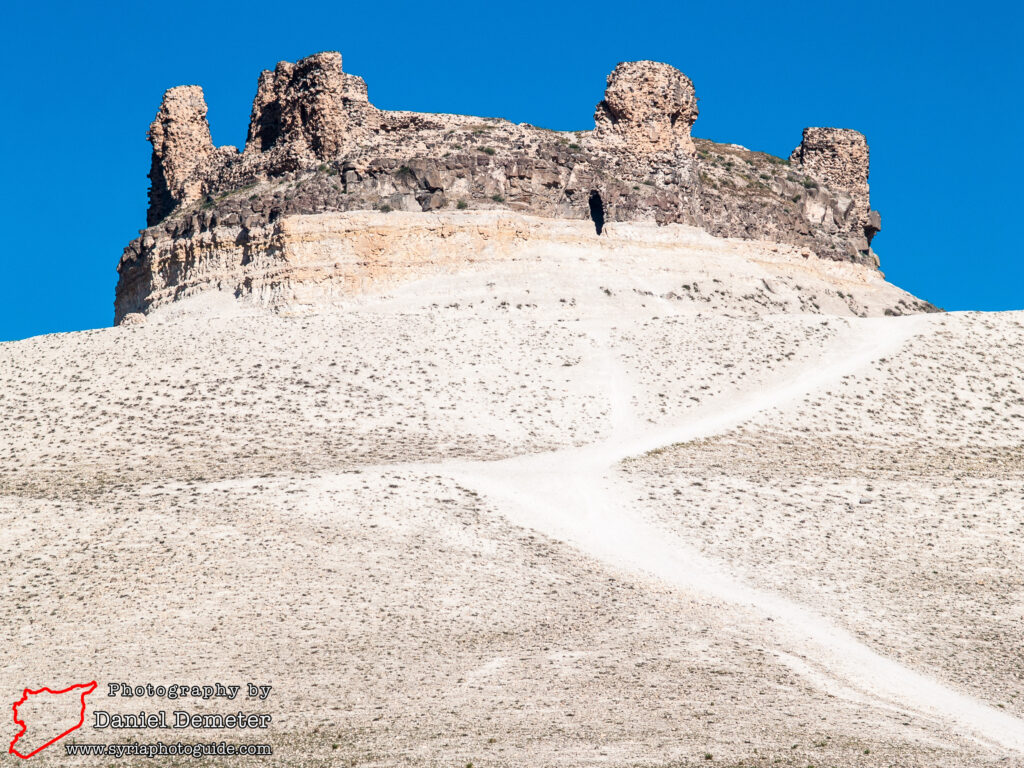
[245,52,378,159]
[146,86,235,225]
[790,127,880,253]
[122,51,884,320]
[594,61,699,156]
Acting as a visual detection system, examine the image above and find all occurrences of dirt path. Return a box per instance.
[446,314,1024,754]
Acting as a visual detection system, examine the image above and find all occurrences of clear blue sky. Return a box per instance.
[2,0,1021,341]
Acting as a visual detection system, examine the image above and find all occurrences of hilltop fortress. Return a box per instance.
[115,52,889,323]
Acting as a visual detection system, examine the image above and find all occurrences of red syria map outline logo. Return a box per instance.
[8,681,97,759]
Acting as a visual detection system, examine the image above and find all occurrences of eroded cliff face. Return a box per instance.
[113,210,931,327]
[119,52,884,323]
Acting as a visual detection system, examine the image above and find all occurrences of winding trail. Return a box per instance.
[446,314,1024,754]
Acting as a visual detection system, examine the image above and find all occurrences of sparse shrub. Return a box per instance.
[491,194,505,202]
[378,204,393,213]
[568,142,580,150]
[480,146,496,155]
[457,199,468,210]
[801,178,818,189]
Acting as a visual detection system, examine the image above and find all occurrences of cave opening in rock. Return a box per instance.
[588,191,605,235]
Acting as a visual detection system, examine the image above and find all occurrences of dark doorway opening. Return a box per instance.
[588,191,605,235]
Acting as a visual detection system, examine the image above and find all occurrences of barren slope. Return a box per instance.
[1,234,1020,767]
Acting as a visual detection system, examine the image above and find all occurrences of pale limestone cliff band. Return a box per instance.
[115,210,931,325]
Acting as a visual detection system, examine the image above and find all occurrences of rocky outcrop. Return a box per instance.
[791,127,869,192]
[246,52,378,159]
[790,127,880,258]
[119,52,887,321]
[594,61,698,156]
[147,86,228,225]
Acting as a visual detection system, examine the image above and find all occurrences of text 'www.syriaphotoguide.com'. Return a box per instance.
[64,741,272,758]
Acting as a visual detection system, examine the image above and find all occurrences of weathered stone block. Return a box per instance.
[594,61,698,156]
